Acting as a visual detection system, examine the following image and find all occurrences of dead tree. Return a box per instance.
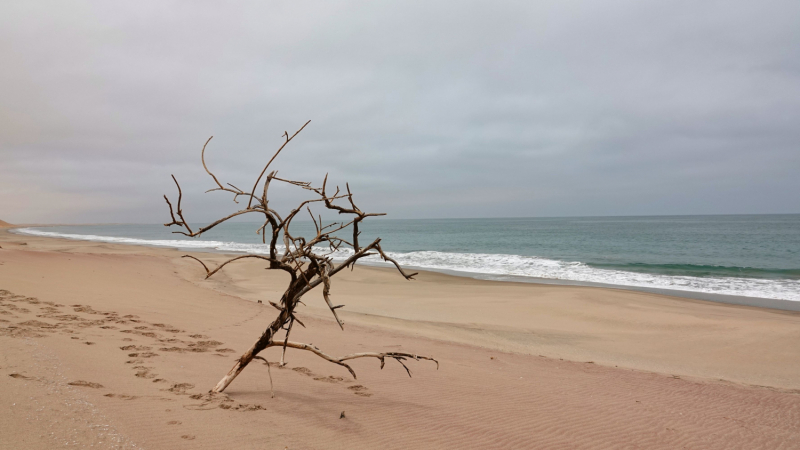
[163,121,437,393]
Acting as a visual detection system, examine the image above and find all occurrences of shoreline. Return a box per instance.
[4,226,799,389]
[10,225,799,312]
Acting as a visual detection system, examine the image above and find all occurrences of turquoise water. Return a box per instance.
[15,215,800,301]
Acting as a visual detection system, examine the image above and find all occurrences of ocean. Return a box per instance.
[13,215,800,302]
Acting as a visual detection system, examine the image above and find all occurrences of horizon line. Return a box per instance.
[8,211,800,227]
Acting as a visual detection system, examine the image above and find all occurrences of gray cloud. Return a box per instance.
[1,0,799,223]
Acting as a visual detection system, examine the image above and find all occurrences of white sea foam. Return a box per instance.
[14,227,800,301]
[375,250,800,301]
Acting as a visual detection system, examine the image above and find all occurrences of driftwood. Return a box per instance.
[163,121,437,394]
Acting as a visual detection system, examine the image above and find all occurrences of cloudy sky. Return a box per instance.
[1,1,798,224]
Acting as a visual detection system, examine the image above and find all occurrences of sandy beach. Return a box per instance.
[1,227,799,449]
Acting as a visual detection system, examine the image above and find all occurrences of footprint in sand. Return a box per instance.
[104,393,138,400]
[183,391,265,411]
[157,339,225,354]
[158,346,188,353]
[72,305,102,314]
[134,367,157,379]
[2,290,256,411]
[128,352,159,358]
[121,329,159,338]
[120,345,151,351]
[190,340,223,348]
[291,367,313,376]
[152,323,182,332]
[313,376,345,383]
[68,380,104,388]
[18,320,56,329]
[9,373,34,380]
[348,385,372,397]
[166,383,195,394]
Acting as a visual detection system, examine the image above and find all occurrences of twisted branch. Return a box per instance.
[163,120,436,395]
[266,341,438,379]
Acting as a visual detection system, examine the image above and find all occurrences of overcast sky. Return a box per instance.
[1,1,799,224]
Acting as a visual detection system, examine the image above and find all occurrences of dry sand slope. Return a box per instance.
[1,230,799,449]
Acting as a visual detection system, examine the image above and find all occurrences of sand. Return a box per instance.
[1,228,799,449]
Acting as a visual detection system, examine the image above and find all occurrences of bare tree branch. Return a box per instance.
[163,175,193,234]
[163,121,436,395]
[253,356,275,398]
[375,242,419,280]
[269,340,356,378]
[181,255,210,275]
[265,341,439,379]
[201,136,224,190]
[321,262,344,329]
[247,120,311,209]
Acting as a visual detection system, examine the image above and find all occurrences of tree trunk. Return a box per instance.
[211,291,296,392]
[215,322,284,392]
[213,354,253,393]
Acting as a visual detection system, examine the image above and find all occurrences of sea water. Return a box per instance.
[14,215,800,302]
